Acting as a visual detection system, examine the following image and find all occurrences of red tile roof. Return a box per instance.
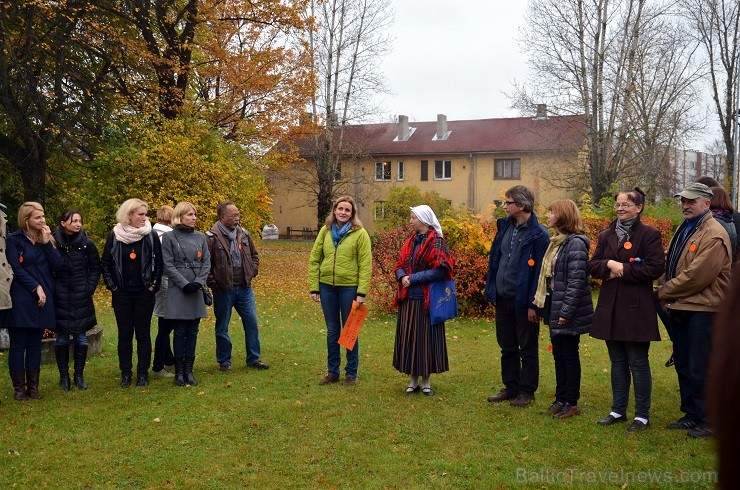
[297,115,586,157]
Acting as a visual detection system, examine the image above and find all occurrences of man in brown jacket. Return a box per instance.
[206,201,269,371]
[657,182,732,438]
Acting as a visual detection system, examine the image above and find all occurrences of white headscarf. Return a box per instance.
[410,205,443,237]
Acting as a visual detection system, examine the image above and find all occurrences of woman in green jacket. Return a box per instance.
[309,196,372,386]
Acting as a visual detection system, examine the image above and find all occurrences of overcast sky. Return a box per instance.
[378,0,717,151]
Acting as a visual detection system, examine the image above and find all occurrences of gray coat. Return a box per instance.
[0,209,12,311]
[153,223,173,318]
[161,226,211,320]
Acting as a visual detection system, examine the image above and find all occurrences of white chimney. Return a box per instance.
[436,114,448,140]
[397,115,409,141]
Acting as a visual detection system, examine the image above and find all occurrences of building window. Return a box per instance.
[374,201,386,220]
[397,161,404,181]
[420,160,428,181]
[434,160,451,180]
[375,161,391,181]
[494,158,521,179]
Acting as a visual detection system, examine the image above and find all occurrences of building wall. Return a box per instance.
[269,149,581,235]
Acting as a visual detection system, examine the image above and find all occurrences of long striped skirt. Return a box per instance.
[393,298,449,376]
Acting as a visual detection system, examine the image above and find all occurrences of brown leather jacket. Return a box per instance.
[658,213,732,312]
[206,223,259,291]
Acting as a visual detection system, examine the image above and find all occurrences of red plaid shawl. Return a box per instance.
[394,229,454,309]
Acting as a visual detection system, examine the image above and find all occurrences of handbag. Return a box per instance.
[201,285,213,306]
[429,279,458,324]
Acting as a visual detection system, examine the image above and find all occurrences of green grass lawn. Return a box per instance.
[0,241,716,488]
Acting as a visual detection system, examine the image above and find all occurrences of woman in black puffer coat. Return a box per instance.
[534,199,593,420]
[53,210,101,391]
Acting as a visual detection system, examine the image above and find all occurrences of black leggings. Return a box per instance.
[112,289,155,376]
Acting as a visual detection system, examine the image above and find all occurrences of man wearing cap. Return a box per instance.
[485,185,549,407]
[656,182,732,438]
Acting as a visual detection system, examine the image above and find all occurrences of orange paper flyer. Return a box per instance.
[338,301,368,350]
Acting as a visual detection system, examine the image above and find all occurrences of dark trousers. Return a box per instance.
[112,289,155,377]
[152,317,175,371]
[7,328,44,373]
[173,319,200,358]
[495,296,540,394]
[670,310,712,424]
[552,334,581,405]
[606,340,652,419]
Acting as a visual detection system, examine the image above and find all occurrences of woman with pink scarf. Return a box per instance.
[101,199,163,388]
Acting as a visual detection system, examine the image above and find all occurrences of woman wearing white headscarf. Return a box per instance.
[393,205,454,396]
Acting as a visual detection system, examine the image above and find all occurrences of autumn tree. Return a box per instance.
[679,0,740,197]
[514,0,702,202]
[301,0,393,228]
[0,0,122,203]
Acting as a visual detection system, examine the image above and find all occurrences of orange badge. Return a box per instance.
[623,241,632,250]
[689,243,697,252]
[197,250,202,259]
[238,243,243,251]
[527,258,535,267]
[18,256,23,263]
[129,252,137,260]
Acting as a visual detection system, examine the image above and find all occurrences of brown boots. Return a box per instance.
[10,370,42,400]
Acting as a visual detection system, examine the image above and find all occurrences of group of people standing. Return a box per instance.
[1,198,269,401]
[485,182,733,439]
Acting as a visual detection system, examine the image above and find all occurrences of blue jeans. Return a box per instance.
[7,328,43,373]
[670,310,712,424]
[213,285,261,366]
[54,332,88,347]
[173,319,200,358]
[319,284,358,378]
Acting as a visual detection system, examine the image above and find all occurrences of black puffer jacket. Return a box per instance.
[548,233,593,336]
[53,229,101,335]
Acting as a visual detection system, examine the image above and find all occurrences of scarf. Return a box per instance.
[217,221,242,268]
[113,220,152,244]
[534,233,567,308]
[410,205,443,237]
[615,216,637,245]
[331,221,352,248]
[394,229,454,309]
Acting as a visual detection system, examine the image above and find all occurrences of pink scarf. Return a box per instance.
[113,221,152,244]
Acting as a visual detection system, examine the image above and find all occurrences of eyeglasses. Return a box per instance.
[503,201,517,206]
[613,203,635,209]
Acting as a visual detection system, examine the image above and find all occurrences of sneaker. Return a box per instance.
[136,375,149,387]
[487,388,515,403]
[553,402,581,419]
[319,374,339,385]
[687,426,714,438]
[510,392,535,408]
[152,368,175,378]
[666,418,697,430]
[542,401,564,415]
[665,352,675,367]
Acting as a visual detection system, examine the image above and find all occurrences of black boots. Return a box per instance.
[25,370,42,399]
[174,357,196,386]
[55,345,71,391]
[184,356,197,386]
[10,371,28,400]
[73,344,89,389]
[174,357,186,386]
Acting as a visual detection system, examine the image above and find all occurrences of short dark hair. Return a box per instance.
[697,176,721,187]
[217,201,235,218]
[505,185,535,213]
[615,188,646,214]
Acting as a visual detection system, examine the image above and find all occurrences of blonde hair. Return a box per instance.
[324,195,363,228]
[18,201,55,246]
[171,202,196,226]
[115,198,149,225]
[156,205,174,225]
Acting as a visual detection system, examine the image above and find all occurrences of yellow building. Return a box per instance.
[270,109,586,236]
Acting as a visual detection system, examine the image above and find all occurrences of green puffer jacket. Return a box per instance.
[308,225,372,296]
